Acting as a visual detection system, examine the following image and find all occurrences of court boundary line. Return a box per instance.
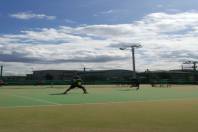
[0,93,62,108]
[0,97,198,109]
[4,94,62,106]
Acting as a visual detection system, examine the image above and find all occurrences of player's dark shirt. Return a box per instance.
[71,78,83,86]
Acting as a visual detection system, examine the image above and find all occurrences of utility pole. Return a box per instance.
[0,66,3,79]
[192,62,197,72]
[183,61,198,84]
[131,46,136,78]
[120,43,142,79]
[183,61,198,72]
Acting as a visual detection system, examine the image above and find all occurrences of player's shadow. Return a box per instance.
[49,93,65,95]
[49,92,83,95]
[118,89,137,91]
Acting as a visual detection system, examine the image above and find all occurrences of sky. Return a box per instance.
[1,0,198,75]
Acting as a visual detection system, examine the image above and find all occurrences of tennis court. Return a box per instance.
[0,85,198,132]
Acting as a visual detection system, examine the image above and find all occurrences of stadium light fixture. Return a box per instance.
[119,47,126,50]
[183,61,198,71]
[120,43,142,79]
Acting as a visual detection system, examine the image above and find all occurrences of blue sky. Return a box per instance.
[1,0,198,75]
[1,0,197,33]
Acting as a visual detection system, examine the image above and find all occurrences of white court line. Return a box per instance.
[12,94,61,105]
[0,97,198,109]
[5,94,61,105]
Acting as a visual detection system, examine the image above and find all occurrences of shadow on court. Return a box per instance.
[49,93,65,95]
[118,89,138,91]
[49,92,86,95]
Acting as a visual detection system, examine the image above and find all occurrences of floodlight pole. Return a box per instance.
[183,61,198,72]
[193,62,197,72]
[0,66,3,79]
[120,43,141,79]
[131,46,136,79]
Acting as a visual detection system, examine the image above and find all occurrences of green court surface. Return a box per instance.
[0,85,198,107]
[0,85,198,132]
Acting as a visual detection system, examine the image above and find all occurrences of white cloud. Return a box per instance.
[94,9,128,17]
[156,4,163,8]
[2,11,198,75]
[65,19,77,24]
[100,10,114,14]
[10,12,56,20]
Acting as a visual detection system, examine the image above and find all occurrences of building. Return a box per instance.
[30,69,132,82]
[2,69,198,85]
[32,70,78,80]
